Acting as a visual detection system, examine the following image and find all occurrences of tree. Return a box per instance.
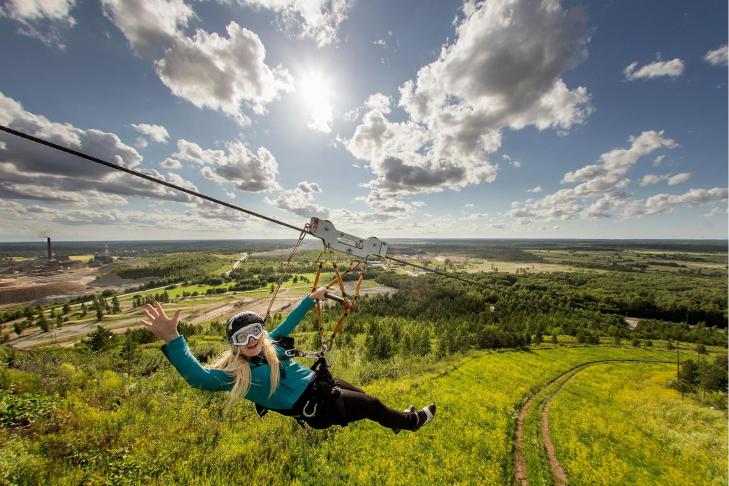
[62,302,71,315]
[551,334,558,344]
[80,302,87,317]
[38,314,49,333]
[55,314,63,329]
[112,296,121,314]
[96,307,104,321]
[13,322,22,336]
[678,359,698,387]
[86,326,114,352]
[118,335,141,375]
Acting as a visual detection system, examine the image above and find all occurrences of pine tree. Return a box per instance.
[38,313,49,332]
[96,307,104,321]
[86,325,114,352]
[112,296,121,314]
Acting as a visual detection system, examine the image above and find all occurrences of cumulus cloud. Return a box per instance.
[160,158,182,169]
[173,138,280,192]
[503,154,521,168]
[266,180,329,218]
[101,0,194,58]
[344,0,592,209]
[640,173,668,186]
[527,185,543,193]
[0,91,198,205]
[155,22,293,125]
[640,188,728,215]
[652,155,665,167]
[704,45,728,66]
[235,0,352,47]
[1,0,76,47]
[132,123,170,144]
[510,130,680,221]
[667,172,691,186]
[640,172,692,186]
[624,58,684,80]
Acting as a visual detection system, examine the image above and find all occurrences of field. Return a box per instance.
[0,340,724,484]
[0,239,726,484]
[548,362,727,485]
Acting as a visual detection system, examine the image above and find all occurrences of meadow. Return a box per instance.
[549,362,727,485]
[1,336,725,485]
[0,240,726,484]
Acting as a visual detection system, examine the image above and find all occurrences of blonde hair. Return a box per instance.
[209,330,280,415]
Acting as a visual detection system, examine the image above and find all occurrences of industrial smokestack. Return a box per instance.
[47,236,52,262]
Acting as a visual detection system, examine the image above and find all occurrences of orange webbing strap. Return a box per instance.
[325,261,366,350]
[312,257,325,345]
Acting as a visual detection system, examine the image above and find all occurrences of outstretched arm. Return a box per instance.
[140,302,233,392]
[269,287,328,339]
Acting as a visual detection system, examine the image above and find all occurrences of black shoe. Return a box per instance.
[412,404,436,431]
[392,405,415,434]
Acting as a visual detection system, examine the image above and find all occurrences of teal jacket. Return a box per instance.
[161,295,316,410]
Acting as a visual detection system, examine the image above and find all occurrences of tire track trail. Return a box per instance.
[513,359,672,486]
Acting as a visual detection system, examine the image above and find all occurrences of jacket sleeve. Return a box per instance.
[161,336,234,392]
[268,295,315,339]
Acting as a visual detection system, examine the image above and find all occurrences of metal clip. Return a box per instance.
[302,400,318,418]
[309,217,388,259]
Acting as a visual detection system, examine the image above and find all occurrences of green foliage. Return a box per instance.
[0,390,57,427]
[117,253,228,282]
[85,326,115,352]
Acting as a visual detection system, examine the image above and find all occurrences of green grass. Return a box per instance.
[2,344,723,484]
[549,362,727,485]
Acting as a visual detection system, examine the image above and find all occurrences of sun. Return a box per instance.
[298,71,334,133]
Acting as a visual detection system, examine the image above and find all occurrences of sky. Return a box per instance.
[0,0,726,242]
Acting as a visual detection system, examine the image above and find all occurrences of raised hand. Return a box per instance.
[139,301,181,343]
[310,286,330,301]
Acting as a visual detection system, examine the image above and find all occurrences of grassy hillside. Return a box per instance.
[1,342,724,485]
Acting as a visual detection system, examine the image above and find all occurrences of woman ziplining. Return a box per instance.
[139,286,436,432]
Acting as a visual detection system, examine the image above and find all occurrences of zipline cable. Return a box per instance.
[0,125,600,322]
[0,125,306,234]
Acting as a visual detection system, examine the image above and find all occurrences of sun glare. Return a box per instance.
[298,71,334,133]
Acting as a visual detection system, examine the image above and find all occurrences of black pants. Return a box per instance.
[296,378,417,430]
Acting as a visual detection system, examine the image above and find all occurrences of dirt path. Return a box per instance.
[542,380,573,486]
[512,359,673,486]
[514,395,535,486]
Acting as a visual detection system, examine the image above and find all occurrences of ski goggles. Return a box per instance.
[229,323,264,346]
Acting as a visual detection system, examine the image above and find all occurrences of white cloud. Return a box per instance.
[640,172,692,186]
[704,206,727,217]
[0,91,200,205]
[266,180,329,218]
[527,185,543,193]
[1,0,76,47]
[101,0,194,59]
[704,45,728,66]
[134,137,149,149]
[345,0,591,201]
[667,172,691,186]
[624,58,684,80]
[640,173,668,186]
[642,188,728,215]
[160,158,182,169]
[503,154,521,168]
[174,138,280,192]
[510,130,680,221]
[652,155,665,167]
[235,0,352,47]
[132,123,170,143]
[155,22,293,125]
